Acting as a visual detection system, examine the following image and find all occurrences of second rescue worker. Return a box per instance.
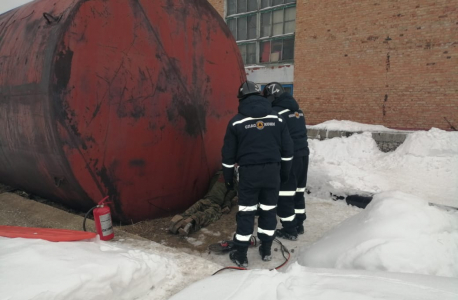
[263,82,310,241]
[222,81,294,267]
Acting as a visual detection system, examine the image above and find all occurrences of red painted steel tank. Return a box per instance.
[0,0,245,222]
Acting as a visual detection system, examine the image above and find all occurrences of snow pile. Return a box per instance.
[1,237,186,300]
[307,128,458,207]
[299,191,458,277]
[308,120,399,132]
[169,263,458,300]
[307,131,386,197]
[396,127,458,157]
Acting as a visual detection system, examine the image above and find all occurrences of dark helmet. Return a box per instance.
[237,81,261,99]
[262,82,285,98]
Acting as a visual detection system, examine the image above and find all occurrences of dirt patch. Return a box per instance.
[1,183,87,217]
[0,183,237,253]
[119,209,238,253]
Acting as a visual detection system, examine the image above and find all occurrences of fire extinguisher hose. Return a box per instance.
[83,206,97,232]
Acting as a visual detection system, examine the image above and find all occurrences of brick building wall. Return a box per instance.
[208,0,224,15]
[295,0,458,130]
[207,0,458,130]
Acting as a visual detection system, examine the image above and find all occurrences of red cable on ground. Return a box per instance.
[212,238,290,275]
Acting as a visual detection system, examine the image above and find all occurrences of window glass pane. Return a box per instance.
[284,7,296,33]
[284,21,295,34]
[228,19,237,39]
[260,41,271,63]
[261,12,271,37]
[247,43,256,64]
[227,0,237,15]
[238,44,247,64]
[273,10,284,24]
[282,38,294,60]
[270,40,282,61]
[285,7,296,21]
[237,0,247,13]
[237,17,247,40]
[272,10,283,35]
[247,15,257,39]
[284,86,292,94]
[247,0,257,12]
[227,2,297,65]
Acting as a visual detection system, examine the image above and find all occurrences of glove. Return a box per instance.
[225,181,234,191]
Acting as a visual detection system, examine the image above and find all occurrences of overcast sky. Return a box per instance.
[0,0,34,15]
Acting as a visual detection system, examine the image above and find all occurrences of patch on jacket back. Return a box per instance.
[288,112,304,119]
[245,120,276,130]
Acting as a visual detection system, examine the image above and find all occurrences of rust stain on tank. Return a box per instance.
[0,0,246,222]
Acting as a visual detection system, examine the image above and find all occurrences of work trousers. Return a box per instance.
[233,162,281,247]
[277,155,309,234]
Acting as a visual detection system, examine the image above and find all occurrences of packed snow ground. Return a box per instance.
[1,123,457,300]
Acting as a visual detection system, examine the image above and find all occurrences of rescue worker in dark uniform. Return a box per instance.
[169,170,238,236]
[222,81,294,267]
[263,82,310,240]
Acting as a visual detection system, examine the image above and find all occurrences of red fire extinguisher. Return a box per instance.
[83,196,114,241]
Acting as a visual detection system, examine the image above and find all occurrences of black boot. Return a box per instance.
[259,241,272,261]
[275,228,298,241]
[229,245,248,267]
[296,224,305,235]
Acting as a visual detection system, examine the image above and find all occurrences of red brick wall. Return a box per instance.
[207,0,458,130]
[294,0,458,130]
[207,0,224,17]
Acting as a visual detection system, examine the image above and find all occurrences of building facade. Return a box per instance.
[207,0,458,130]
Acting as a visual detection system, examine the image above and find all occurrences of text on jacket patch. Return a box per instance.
[289,112,304,119]
[245,121,276,130]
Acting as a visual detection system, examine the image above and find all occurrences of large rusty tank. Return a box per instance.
[0,0,245,222]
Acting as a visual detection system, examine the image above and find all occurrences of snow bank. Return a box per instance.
[308,120,398,132]
[307,132,386,197]
[307,128,458,207]
[169,263,458,300]
[298,191,458,277]
[395,127,458,157]
[0,237,179,300]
